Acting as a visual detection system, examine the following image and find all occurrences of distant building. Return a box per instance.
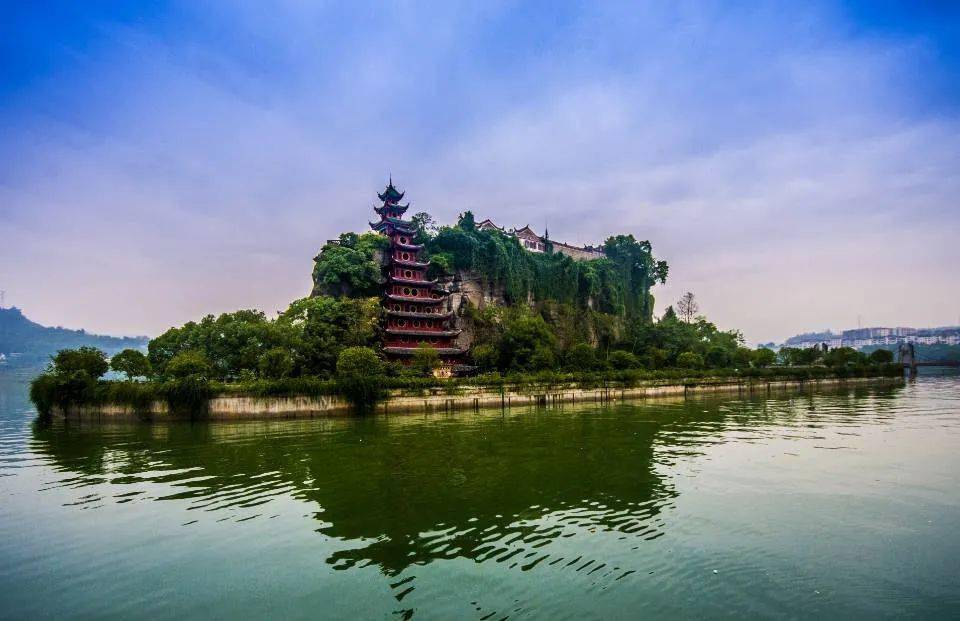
[782,325,960,350]
[476,219,605,260]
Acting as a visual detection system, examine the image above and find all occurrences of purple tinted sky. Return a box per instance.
[1,1,958,344]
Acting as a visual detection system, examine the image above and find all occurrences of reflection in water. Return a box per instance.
[29,386,903,594]
[6,376,960,618]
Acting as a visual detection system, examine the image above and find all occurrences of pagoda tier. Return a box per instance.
[374,203,410,216]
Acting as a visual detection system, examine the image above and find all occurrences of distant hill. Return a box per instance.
[0,307,148,369]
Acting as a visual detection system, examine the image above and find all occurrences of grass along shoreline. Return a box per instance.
[33,364,904,420]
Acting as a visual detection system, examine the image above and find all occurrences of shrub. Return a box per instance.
[677,351,704,369]
[411,344,441,377]
[162,375,212,418]
[258,347,294,379]
[336,346,385,411]
[111,349,152,380]
[705,346,731,368]
[608,350,640,370]
[565,343,598,370]
[471,344,497,371]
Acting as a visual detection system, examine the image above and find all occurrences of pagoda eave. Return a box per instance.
[391,258,430,268]
[385,328,462,337]
[384,347,465,356]
[385,294,445,304]
[386,310,454,319]
[389,276,438,286]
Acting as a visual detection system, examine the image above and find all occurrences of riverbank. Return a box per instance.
[48,373,904,421]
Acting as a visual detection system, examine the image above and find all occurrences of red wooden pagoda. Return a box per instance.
[370,180,464,364]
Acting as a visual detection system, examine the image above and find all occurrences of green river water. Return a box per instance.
[1,372,958,619]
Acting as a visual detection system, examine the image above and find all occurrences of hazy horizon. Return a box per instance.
[2,2,959,345]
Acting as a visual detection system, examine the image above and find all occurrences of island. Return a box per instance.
[30,181,902,420]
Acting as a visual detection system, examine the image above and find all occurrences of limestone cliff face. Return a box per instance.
[441,269,622,351]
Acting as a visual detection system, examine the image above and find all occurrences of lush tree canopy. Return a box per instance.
[110,349,151,380]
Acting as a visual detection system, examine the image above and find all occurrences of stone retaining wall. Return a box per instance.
[52,376,902,421]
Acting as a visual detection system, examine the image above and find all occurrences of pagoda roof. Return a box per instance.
[375,203,410,215]
[378,180,405,203]
[393,241,423,251]
[385,328,462,338]
[384,347,465,356]
[370,219,417,235]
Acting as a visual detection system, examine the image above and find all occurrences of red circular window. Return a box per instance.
[393,304,401,311]
[399,237,408,245]
[403,287,411,296]
[404,270,412,278]
[401,252,410,261]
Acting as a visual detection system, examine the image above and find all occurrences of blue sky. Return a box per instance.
[1,1,958,343]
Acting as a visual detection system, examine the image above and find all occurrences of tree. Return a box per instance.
[411,344,441,377]
[311,233,388,298]
[705,345,731,368]
[869,348,894,364]
[677,351,704,369]
[279,296,379,376]
[411,212,437,243]
[471,344,498,371]
[732,347,755,368]
[51,347,109,378]
[564,343,598,370]
[110,349,151,380]
[258,347,294,379]
[754,348,777,368]
[457,210,476,231]
[336,347,385,410]
[661,306,677,322]
[676,292,699,323]
[498,313,558,371]
[608,350,640,370]
[823,347,864,368]
[165,351,213,379]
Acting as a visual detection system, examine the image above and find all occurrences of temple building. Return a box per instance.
[476,219,605,260]
[370,180,464,366]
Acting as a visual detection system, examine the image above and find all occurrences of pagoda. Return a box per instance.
[370,179,464,365]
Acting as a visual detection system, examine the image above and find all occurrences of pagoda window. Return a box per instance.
[399,236,409,245]
[413,320,421,328]
[404,269,413,278]
[393,304,401,311]
[401,252,410,261]
[397,319,407,328]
